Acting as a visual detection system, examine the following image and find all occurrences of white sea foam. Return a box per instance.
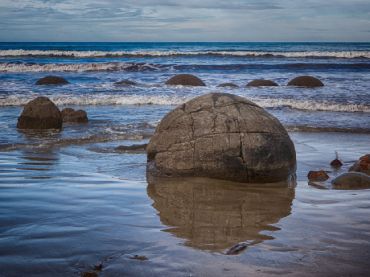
[1,94,369,113]
[0,49,369,59]
[0,62,160,72]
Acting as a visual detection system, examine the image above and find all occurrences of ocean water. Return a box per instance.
[0,42,370,276]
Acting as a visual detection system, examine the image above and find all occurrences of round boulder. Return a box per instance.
[36,76,69,85]
[287,76,324,87]
[165,74,206,86]
[332,172,370,189]
[17,96,62,130]
[349,154,370,175]
[307,170,329,182]
[61,108,88,123]
[217,83,239,88]
[246,79,278,87]
[147,93,296,183]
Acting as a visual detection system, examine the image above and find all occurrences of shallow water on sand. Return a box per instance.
[0,130,369,277]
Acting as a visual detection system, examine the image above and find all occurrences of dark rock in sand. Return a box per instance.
[115,144,147,152]
[114,79,138,86]
[217,83,239,88]
[17,96,62,130]
[165,74,206,86]
[81,272,98,277]
[61,108,88,123]
[287,76,324,87]
[330,158,343,168]
[129,255,148,261]
[147,93,296,183]
[36,76,69,85]
[349,154,370,175]
[147,177,295,251]
[246,79,278,87]
[307,170,329,182]
[332,172,370,189]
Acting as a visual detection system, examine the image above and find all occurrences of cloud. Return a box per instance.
[0,0,369,41]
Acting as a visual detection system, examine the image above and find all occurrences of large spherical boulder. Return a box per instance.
[147,93,296,183]
[36,76,69,85]
[287,76,324,87]
[246,79,278,87]
[61,108,88,123]
[17,97,62,130]
[165,74,206,86]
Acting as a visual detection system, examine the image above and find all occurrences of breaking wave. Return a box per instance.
[1,94,369,113]
[1,61,369,73]
[0,49,369,59]
[0,62,161,72]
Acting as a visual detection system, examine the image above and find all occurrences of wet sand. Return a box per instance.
[0,132,369,276]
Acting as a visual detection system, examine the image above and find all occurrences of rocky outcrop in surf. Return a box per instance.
[165,74,206,86]
[17,97,62,130]
[114,79,138,86]
[287,76,324,87]
[147,93,296,183]
[246,79,278,87]
[36,75,69,85]
[61,108,88,123]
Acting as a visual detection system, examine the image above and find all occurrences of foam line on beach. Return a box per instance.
[0,62,161,72]
[1,95,369,113]
[0,49,369,59]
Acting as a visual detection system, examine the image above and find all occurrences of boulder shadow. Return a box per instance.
[147,177,295,253]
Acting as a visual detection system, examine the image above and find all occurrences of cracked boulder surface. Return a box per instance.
[147,93,296,183]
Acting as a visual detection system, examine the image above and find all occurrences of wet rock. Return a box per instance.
[147,93,296,183]
[246,79,278,87]
[61,108,88,123]
[165,74,206,86]
[332,172,370,189]
[36,75,69,85]
[129,255,148,261]
[114,79,137,86]
[115,144,147,152]
[217,83,239,88]
[226,242,249,255]
[81,272,98,277]
[307,170,329,182]
[287,76,324,87]
[349,154,370,175]
[17,96,62,130]
[330,159,343,168]
[93,263,103,271]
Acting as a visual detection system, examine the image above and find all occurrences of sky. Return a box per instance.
[0,0,369,42]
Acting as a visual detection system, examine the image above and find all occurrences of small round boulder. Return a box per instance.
[247,79,278,87]
[287,76,324,87]
[36,76,69,85]
[147,93,296,183]
[61,108,88,123]
[165,74,206,86]
[17,96,62,130]
[349,154,370,175]
[217,83,239,88]
[332,172,370,189]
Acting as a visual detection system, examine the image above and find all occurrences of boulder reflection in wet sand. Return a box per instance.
[147,177,295,252]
